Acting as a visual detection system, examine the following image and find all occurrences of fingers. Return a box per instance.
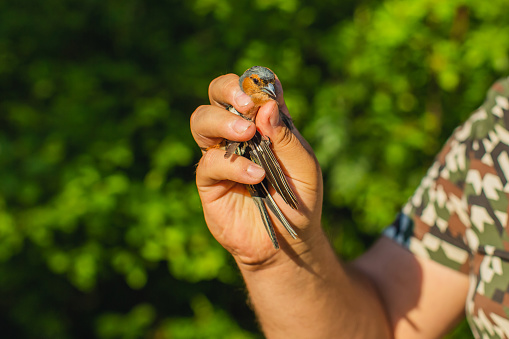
[191,105,256,150]
[196,148,265,188]
[195,69,318,190]
[208,74,254,114]
[192,72,263,150]
[206,70,291,126]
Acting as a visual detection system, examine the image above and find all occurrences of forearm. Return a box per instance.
[236,230,392,339]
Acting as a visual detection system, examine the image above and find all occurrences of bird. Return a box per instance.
[224,66,299,249]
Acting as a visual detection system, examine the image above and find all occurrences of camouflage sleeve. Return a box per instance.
[384,78,509,274]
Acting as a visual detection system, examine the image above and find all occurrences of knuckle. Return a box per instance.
[274,126,297,150]
[199,148,221,171]
[190,105,206,126]
[208,74,239,106]
[208,74,234,94]
[208,76,221,96]
[190,105,208,140]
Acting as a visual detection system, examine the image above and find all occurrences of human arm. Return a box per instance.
[190,73,470,338]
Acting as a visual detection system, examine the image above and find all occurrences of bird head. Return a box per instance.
[239,66,277,103]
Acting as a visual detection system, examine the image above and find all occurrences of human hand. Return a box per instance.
[191,70,323,266]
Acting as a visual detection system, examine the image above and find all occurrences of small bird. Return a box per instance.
[224,66,299,249]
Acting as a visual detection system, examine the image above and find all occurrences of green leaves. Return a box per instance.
[0,0,505,337]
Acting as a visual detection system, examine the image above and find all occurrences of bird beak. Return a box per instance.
[261,83,276,100]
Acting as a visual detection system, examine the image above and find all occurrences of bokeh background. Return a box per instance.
[1,0,508,337]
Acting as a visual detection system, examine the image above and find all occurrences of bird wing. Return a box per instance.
[247,185,280,249]
[247,132,298,209]
[262,185,298,239]
[224,141,240,159]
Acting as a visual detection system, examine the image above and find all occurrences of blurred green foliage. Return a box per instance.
[0,0,507,337]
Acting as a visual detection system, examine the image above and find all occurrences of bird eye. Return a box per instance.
[252,77,259,85]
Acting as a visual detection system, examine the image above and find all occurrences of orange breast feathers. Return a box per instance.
[240,75,277,120]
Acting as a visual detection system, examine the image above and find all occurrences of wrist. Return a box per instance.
[234,226,330,273]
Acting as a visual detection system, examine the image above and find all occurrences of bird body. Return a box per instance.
[224,66,298,249]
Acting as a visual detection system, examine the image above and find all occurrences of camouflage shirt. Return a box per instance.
[384,78,509,338]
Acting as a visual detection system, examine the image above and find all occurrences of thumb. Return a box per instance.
[255,101,319,182]
[256,100,294,149]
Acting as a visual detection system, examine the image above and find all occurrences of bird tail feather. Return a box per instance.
[252,196,279,250]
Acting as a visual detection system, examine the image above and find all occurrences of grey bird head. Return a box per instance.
[239,66,277,100]
[240,66,275,83]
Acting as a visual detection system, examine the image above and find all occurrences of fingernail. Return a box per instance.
[235,91,252,107]
[247,164,265,178]
[232,119,251,134]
